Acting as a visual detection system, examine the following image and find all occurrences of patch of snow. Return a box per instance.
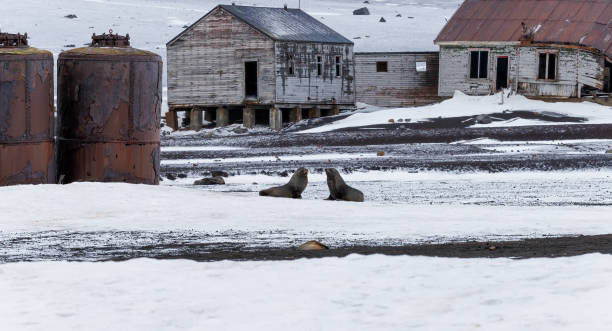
[2,254,612,330]
[1,183,612,243]
[301,91,612,133]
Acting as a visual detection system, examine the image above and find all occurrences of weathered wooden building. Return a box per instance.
[435,0,612,98]
[355,52,441,107]
[166,4,355,130]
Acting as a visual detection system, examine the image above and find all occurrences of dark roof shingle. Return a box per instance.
[435,0,612,58]
[219,5,352,44]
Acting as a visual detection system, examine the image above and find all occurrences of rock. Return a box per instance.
[353,7,370,15]
[396,13,402,17]
[194,177,225,185]
[363,0,369,3]
[475,114,493,124]
[377,151,385,157]
[279,170,289,177]
[177,173,187,178]
[298,241,329,251]
[404,118,411,122]
[379,17,386,22]
[388,118,395,123]
[397,119,404,123]
[63,44,75,48]
[182,25,189,28]
[64,14,78,19]
[233,126,248,134]
[211,170,229,177]
[166,173,177,181]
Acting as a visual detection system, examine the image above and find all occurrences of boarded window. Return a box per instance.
[416,61,427,72]
[335,56,342,77]
[470,50,488,79]
[376,61,388,72]
[538,52,557,80]
[288,55,295,76]
[317,55,323,76]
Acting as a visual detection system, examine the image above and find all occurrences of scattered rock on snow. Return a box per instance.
[211,170,229,178]
[379,17,386,22]
[297,241,329,251]
[182,25,189,28]
[279,170,289,177]
[177,173,187,178]
[64,14,78,19]
[233,127,248,134]
[397,119,404,123]
[396,13,402,17]
[63,44,75,48]
[475,114,493,124]
[388,119,395,123]
[353,7,370,15]
[166,173,177,181]
[194,176,225,185]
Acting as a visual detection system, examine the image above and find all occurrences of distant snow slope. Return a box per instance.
[301,91,612,133]
[3,254,612,331]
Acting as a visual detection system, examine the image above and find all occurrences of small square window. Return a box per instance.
[376,61,388,72]
[416,61,427,72]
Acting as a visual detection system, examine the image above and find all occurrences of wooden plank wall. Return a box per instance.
[167,7,275,108]
[355,52,440,107]
[274,42,355,106]
[439,45,605,98]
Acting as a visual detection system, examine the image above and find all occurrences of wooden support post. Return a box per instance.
[269,106,282,131]
[165,110,178,131]
[289,106,302,123]
[308,107,321,119]
[330,104,340,116]
[204,110,214,123]
[189,108,202,131]
[243,107,255,128]
[216,107,229,127]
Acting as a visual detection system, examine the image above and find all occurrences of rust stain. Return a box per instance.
[0,36,55,186]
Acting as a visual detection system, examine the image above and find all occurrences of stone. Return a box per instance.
[377,151,385,157]
[166,173,177,181]
[297,241,329,251]
[397,119,404,123]
[279,170,289,177]
[379,17,386,22]
[388,119,395,123]
[353,7,370,15]
[233,127,248,134]
[194,177,225,185]
[211,171,229,178]
[396,13,402,17]
[475,114,493,124]
[177,173,187,178]
[65,14,78,19]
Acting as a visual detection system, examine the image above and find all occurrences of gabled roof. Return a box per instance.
[435,0,612,59]
[167,4,353,46]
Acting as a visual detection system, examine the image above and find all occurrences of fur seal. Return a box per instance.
[259,167,308,199]
[324,168,364,202]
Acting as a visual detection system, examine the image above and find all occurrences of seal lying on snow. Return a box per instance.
[259,168,308,199]
[325,168,364,202]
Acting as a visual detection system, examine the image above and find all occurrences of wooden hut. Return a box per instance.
[434,0,612,99]
[166,4,355,130]
[355,52,441,107]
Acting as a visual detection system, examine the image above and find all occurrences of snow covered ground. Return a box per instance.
[301,92,612,133]
[2,254,612,330]
[2,182,611,244]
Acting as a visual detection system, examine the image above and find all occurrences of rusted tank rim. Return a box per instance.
[91,30,130,47]
[0,31,28,48]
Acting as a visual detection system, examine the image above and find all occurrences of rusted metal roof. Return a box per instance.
[435,0,612,58]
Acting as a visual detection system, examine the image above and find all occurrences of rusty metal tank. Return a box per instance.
[0,32,55,186]
[57,31,162,184]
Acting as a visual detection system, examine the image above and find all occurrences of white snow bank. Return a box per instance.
[1,183,611,242]
[2,254,612,331]
[301,91,612,133]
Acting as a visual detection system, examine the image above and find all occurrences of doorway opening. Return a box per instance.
[245,61,258,99]
[496,57,509,91]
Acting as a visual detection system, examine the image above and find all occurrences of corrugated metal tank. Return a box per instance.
[57,32,162,184]
[0,32,56,186]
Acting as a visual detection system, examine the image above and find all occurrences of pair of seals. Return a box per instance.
[325,168,364,202]
[259,167,309,199]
